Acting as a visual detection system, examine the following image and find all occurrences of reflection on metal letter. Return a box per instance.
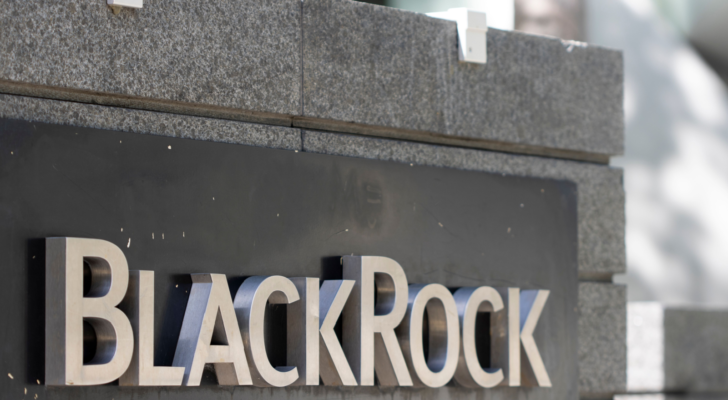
[519,290,551,387]
[319,280,357,386]
[342,256,412,386]
[45,237,134,386]
[288,277,320,386]
[398,284,459,388]
[119,271,185,386]
[453,286,505,388]
[235,276,300,387]
[172,274,252,386]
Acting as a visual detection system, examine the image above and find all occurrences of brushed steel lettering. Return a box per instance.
[172,273,252,386]
[319,280,357,386]
[119,270,185,386]
[45,237,134,386]
[453,286,505,388]
[288,277,320,386]
[398,283,459,388]
[342,256,412,386]
[235,276,300,387]
[519,290,552,387]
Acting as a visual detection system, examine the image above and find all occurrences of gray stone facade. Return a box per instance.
[0,0,626,398]
[1,0,622,163]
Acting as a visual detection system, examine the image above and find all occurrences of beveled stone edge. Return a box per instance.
[0,79,611,165]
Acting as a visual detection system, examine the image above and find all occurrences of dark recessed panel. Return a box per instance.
[0,118,578,400]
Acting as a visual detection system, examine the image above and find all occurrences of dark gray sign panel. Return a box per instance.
[0,118,578,399]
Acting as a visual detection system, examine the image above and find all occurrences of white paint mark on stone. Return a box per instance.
[24,388,27,394]
[168,145,171,150]
[345,229,349,232]
[277,213,280,217]
[183,231,185,237]
[127,238,131,248]
[295,150,299,153]
[162,233,164,240]
[121,227,123,232]
[213,197,215,201]
[36,379,39,384]
[152,233,155,240]
[176,284,178,288]
[410,163,413,166]
[7,373,13,379]
[10,151,13,155]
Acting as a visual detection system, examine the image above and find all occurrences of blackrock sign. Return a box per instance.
[1,119,578,399]
[46,238,551,389]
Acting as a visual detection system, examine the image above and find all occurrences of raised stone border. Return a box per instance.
[1,0,623,163]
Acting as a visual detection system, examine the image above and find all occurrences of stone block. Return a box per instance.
[665,309,728,393]
[302,0,623,159]
[302,130,626,277]
[578,283,627,397]
[0,94,301,151]
[0,0,301,118]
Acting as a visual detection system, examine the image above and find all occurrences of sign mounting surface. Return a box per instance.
[0,118,578,399]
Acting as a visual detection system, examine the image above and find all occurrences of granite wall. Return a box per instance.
[0,0,626,398]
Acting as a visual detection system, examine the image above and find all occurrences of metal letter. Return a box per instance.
[172,273,252,386]
[288,277,319,386]
[319,280,357,386]
[519,290,551,387]
[342,256,412,386]
[119,270,184,386]
[493,288,552,387]
[45,237,134,386]
[453,286,505,388]
[234,276,300,387]
[397,284,459,388]
[495,287,521,386]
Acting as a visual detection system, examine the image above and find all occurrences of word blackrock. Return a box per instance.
[45,237,552,388]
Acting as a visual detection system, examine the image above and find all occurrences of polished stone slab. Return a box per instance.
[302,130,626,278]
[302,0,623,159]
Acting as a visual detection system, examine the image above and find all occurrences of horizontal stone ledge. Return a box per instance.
[0,79,612,164]
[2,0,623,159]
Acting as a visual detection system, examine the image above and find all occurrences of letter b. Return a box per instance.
[46,238,134,386]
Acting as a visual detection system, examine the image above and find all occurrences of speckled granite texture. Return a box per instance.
[1,0,623,160]
[0,0,301,115]
[0,94,301,151]
[303,0,623,157]
[578,283,627,397]
[301,130,625,278]
[665,310,728,393]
